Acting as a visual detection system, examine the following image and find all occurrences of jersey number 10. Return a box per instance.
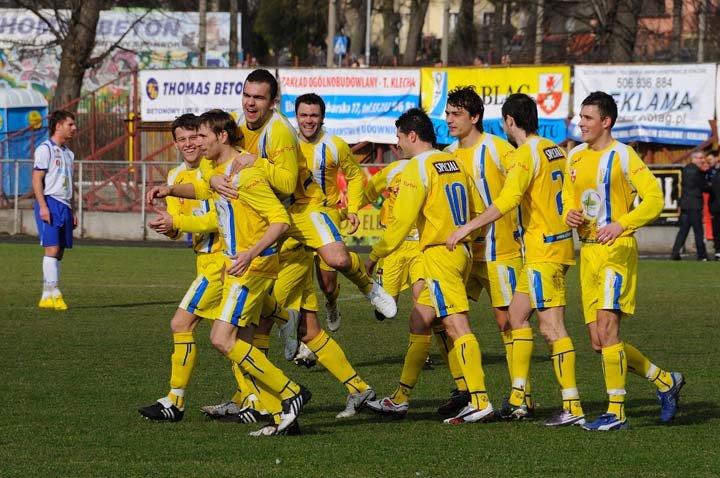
[445,182,468,226]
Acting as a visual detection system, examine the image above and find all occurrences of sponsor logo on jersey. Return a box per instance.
[433,160,460,174]
[570,169,577,182]
[543,146,564,162]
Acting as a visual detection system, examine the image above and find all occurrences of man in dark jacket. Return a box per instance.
[671,151,709,260]
[706,151,720,260]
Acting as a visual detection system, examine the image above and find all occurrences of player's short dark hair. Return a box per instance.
[49,110,75,135]
[295,93,326,117]
[395,108,436,146]
[502,94,538,134]
[447,86,484,132]
[245,69,279,100]
[171,113,199,140]
[581,91,618,128]
[198,109,238,145]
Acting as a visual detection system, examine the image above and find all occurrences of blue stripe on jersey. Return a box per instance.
[508,266,517,294]
[261,134,268,158]
[612,272,623,310]
[604,151,615,227]
[206,233,215,253]
[320,145,327,194]
[230,285,250,326]
[321,212,343,242]
[187,276,210,313]
[303,176,314,189]
[227,202,237,255]
[479,146,496,260]
[543,230,573,243]
[433,280,448,317]
[532,269,545,308]
[259,245,278,257]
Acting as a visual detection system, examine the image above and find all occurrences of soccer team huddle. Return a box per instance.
[134,68,684,436]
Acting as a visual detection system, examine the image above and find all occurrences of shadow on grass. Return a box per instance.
[71,300,179,309]
[353,352,511,368]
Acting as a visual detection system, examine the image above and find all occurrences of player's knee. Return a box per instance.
[209,329,233,355]
[331,255,351,272]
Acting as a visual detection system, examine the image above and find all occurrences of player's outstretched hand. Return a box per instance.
[565,208,584,228]
[148,210,174,235]
[146,185,170,205]
[210,174,238,200]
[346,212,360,235]
[446,225,470,251]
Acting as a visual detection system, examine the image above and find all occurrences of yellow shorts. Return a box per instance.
[217,274,274,328]
[274,243,320,312]
[316,207,343,272]
[375,239,424,297]
[179,252,226,320]
[580,236,638,324]
[466,257,523,308]
[417,244,472,317]
[516,262,569,309]
[286,202,343,251]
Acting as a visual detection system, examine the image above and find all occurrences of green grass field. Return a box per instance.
[1,242,718,477]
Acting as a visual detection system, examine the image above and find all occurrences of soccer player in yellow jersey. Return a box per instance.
[447,94,585,426]
[139,114,229,422]
[563,92,684,431]
[210,69,396,320]
[365,108,495,424]
[442,86,526,416]
[196,110,311,435]
[294,93,365,331]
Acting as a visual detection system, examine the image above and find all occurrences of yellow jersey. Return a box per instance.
[210,160,290,278]
[299,130,363,214]
[165,162,222,255]
[445,133,521,261]
[370,149,482,261]
[239,111,324,205]
[493,136,574,265]
[562,140,663,243]
[363,159,419,240]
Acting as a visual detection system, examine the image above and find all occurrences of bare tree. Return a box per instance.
[402,0,430,65]
[230,0,239,66]
[671,0,682,61]
[449,0,475,64]
[344,0,368,60]
[199,0,207,67]
[380,0,400,64]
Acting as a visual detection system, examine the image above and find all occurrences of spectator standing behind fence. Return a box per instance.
[706,151,720,260]
[32,110,78,310]
[671,151,709,261]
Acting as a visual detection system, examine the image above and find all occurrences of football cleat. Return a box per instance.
[200,400,243,418]
[437,389,471,416]
[366,396,409,418]
[336,387,376,419]
[444,404,494,424]
[278,309,300,361]
[423,356,435,370]
[293,342,317,368]
[499,399,529,420]
[248,420,301,437]
[657,371,685,423]
[544,409,586,427]
[582,413,628,431]
[366,282,397,319]
[138,397,184,422]
[325,301,341,332]
[52,295,68,311]
[38,297,55,309]
[278,385,312,433]
[218,406,271,424]
[374,310,388,321]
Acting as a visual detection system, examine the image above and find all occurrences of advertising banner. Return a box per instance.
[420,66,571,145]
[571,64,716,146]
[139,69,251,122]
[648,165,682,224]
[278,68,420,144]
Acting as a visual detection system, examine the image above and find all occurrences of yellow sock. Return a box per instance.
[247,373,283,424]
[454,334,490,410]
[229,333,273,407]
[551,337,583,416]
[307,330,369,393]
[226,339,299,400]
[432,325,466,391]
[602,342,627,420]
[509,327,533,406]
[262,293,290,327]
[390,333,431,404]
[625,342,673,392]
[167,332,196,409]
[501,329,514,385]
[343,251,373,295]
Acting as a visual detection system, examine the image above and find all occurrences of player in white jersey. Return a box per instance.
[32,110,77,311]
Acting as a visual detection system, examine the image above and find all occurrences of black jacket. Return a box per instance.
[680,162,707,211]
[708,167,720,214]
